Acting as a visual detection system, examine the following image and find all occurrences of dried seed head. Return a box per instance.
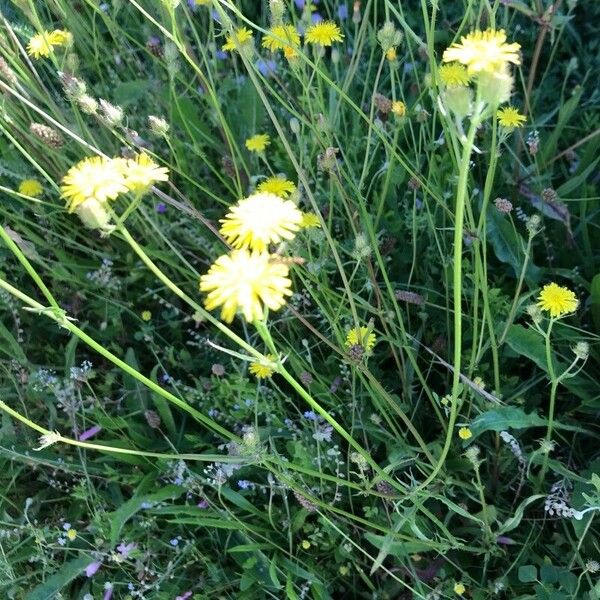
[294,491,317,512]
[394,290,424,305]
[59,71,87,99]
[572,341,589,361]
[377,22,402,52]
[494,197,513,214]
[144,409,161,429]
[30,122,64,147]
[347,343,365,362]
[99,99,124,126]
[0,57,17,85]
[78,94,99,115]
[373,93,392,114]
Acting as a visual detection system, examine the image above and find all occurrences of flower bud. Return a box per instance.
[99,99,124,126]
[78,94,98,115]
[478,66,513,107]
[75,198,114,232]
[148,115,170,136]
[442,86,473,119]
[377,22,403,52]
[573,341,589,360]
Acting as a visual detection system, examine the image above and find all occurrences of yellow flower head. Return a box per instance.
[454,582,466,595]
[301,540,311,550]
[18,179,43,198]
[262,24,301,52]
[438,63,470,87]
[49,29,73,47]
[305,21,344,47]
[458,427,472,440]
[245,134,270,153]
[200,250,293,323]
[193,0,211,4]
[497,106,526,128]
[442,29,520,74]
[345,326,376,350]
[60,156,128,212]
[284,45,299,60]
[386,47,397,61]
[66,529,77,541]
[300,212,321,228]
[118,153,169,193]
[141,310,152,321]
[222,27,253,52]
[257,176,296,198]
[249,354,276,379]
[27,31,54,58]
[220,192,303,252]
[537,283,578,318]
[391,101,406,117]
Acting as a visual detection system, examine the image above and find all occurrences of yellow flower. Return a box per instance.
[345,326,376,350]
[18,179,43,197]
[300,212,321,228]
[48,29,73,47]
[220,192,303,252]
[262,24,300,52]
[193,0,211,4]
[222,27,253,52]
[248,354,276,379]
[301,540,311,550]
[200,250,293,323]
[391,101,406,117]
[60,156,128,212]
[442,29,521,74]
[454,582,466,595]
[458,427,472,440]
[537,283,578,318]
[27,32,54,58]
[438,63,470,87]
[245,134,270,153]
[284,45,299,60]
[118,153,169,193]
[141,310,152,321]
[257,176,296,198]
[497,106,526,128]
[66,528,77,541]
[386,47,397,61]
[305,21,344,47]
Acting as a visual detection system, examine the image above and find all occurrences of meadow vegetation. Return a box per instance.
[0,0,599,598]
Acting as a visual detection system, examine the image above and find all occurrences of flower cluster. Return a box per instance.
[60,154,168,232]
[439,29,522,119]
[223,20,343,57]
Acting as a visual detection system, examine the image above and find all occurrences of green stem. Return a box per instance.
[540,319,557,480]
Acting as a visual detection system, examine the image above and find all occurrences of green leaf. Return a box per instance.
[486,208,541,285]
[470,407,547,437]
[497,495,545,534]
[113,80,152,106]
[518,565,538,583]
[108,483,184,545]
[25,556,92,600]
[0,320,26,363]
[269,554,282,589]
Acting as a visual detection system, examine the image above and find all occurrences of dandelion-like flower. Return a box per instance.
[305,21,344,46]
[458,427,472,440]
[345,326,376,350]
[300,212,321,228]
[48,29,73,47]
[262,24,301,52]
[118,153,169,193]
[442,29,520,74]
[257,176,296,198]
[438,63,470,86]
[454,582,466,595]
[222,27,253,52]
[60,156,128,211]
[537,282,578,318]
[386,47,397,61]
[391,101,406,117]
[220,192,303,251]
[27,31,54,58]
[248,354,276,379]
[245,134,270,152]
[141,310,152,321]
[200,250,293,323]
[497,106,526,128]
[18,179,43,197]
